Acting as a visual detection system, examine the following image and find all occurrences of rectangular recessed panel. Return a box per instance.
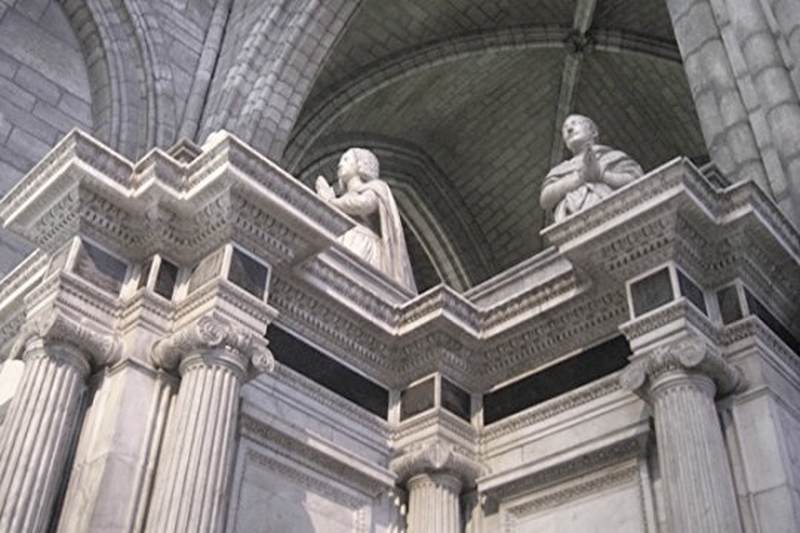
[400,377,435,421]
[716,286,742,325]
[441,378,471,422]
[228,248,268,299]
[73,241,127,296]
[744,290,800,355]
[154,258,179,300]
[630,268,673,316]
[677,270,707,314]
[188,248,224,294]
[483,336,631,425]
[266,325,389,418]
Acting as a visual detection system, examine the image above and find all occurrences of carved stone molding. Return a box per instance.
[151,315,275,378]
[620,337,744,398]
[10,310,122,370]
[391,442,485,488]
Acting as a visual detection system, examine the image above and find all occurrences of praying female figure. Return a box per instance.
[316,148,417,293]
[541,114,644,223]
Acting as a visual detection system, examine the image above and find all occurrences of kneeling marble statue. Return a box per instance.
[316,148,418,294]
[541,114,643,223]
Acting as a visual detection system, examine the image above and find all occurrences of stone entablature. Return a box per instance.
[0,129,798,533]
[0,130,798,392]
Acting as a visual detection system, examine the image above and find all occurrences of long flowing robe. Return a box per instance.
[333,180,417,294]
[543,145,643,222]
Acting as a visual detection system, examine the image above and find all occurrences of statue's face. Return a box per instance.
[562,115,595,153]
[337,151,359,185]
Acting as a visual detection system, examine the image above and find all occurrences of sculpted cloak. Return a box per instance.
[335,179,418,294]
[543,145,643,222]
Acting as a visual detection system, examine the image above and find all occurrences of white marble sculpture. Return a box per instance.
[316,148,418,293]
[541,114,643,222]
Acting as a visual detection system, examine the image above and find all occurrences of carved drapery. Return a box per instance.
[0,312,121,533]
[145,315,275,532]
[621,338,745,533]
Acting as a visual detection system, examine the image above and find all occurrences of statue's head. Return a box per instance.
[562,114,599,154]
[338,148,379,189]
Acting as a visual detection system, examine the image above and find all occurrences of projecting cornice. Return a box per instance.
[0,131,797,389]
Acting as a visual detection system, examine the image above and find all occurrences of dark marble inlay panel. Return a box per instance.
[267,325,389,418]
[716,285,742,325]
[441,377,471,422]
[745,290,800,355]
[154,258,179,300]
[228,248,268,299]
[484,336,631,425]
[677,269,706,315]
[73,241,127,296]
[630,267,673,316]
[400,377,435,421]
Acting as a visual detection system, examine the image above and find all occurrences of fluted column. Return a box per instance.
[391,442,483,533]
[406,472,462,533]
[621,338,745,533]
[0,314,121,533]
[145,315,274,533]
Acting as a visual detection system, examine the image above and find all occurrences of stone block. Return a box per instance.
[5,127,51,165]
[0,76,36,110]
[14,65,60,105]
[0,11,90,98]
[57,92,92,124]
[0,159,22,195]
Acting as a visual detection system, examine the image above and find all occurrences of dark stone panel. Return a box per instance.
[400,376,435,421]
[154,258,179,300]
[228,247,268,299]
[744,290,800,356]
[483,336,631,425]
[73,240,127,296]
[630,267,673,316]
[677,269,707,315]
[266,325,389,418]
[716,285,742,325]
[441,377,471,421]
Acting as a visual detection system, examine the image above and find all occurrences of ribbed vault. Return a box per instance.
[287,0,707,287]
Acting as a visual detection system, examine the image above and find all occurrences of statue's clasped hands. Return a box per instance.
[315,175,335,202]
[580,149,605,183]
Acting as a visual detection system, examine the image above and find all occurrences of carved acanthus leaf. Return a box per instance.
[11,310,122,369]
[620,337,744,397]
[151,315,275,378]
[390,441,485,487]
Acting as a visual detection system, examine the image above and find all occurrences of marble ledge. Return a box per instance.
[477,420,649,502]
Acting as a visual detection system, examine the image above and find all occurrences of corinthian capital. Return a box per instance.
[620,337,744,397]
[151,315,275,377]
[391,442,485,487]
[10,310,122,370]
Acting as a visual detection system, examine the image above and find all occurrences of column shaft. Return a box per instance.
[145,359,241,532]
[0,343,88,533]
[406,473,461,533]
[652,372,742,533]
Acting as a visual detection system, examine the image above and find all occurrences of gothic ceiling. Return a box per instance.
[286,0,707,290]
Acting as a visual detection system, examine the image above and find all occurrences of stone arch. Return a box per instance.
[59,0,177,158]
[284,27,681,168]
[199,0,361,160]
[298,136,495,291]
